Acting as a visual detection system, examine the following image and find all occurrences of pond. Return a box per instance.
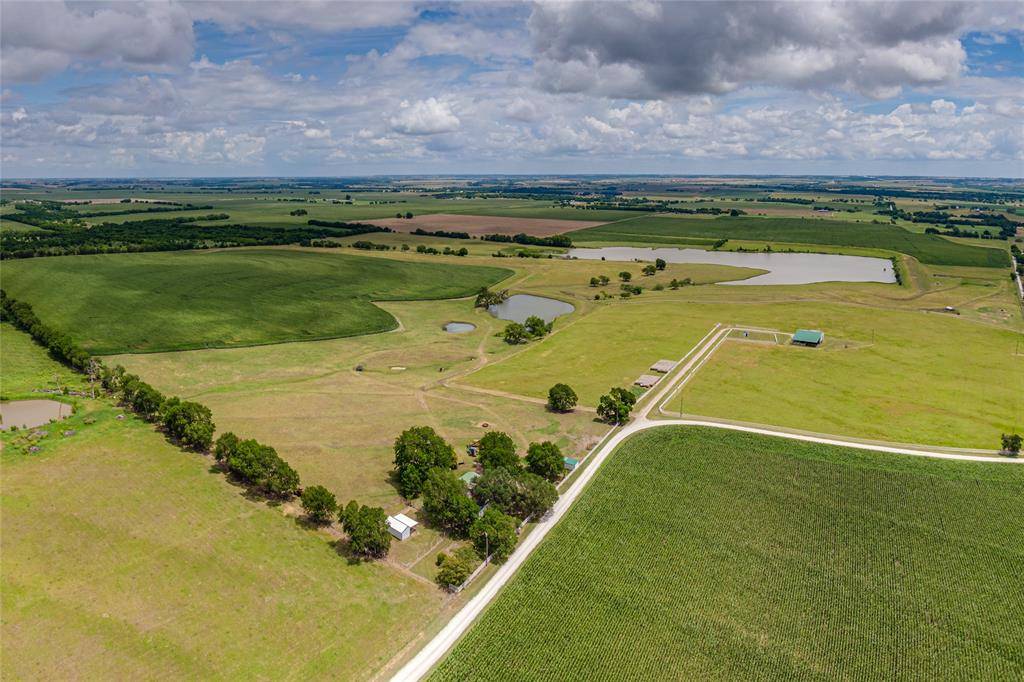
[444,321,477,333]
[567,247,897,286]
[488,294,575,324]
[1,399,72,431]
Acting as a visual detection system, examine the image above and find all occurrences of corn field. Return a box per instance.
[431,426,1024,681]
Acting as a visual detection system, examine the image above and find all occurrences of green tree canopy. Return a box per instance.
[478,431,519,471]
[422,468,478,537]
[393,426,457,498]
[547,383,578,413]
[526,441,564,482]
[473,467,558,520]
[502,322,527,344]
[301,485,338,524]
[342,503,391,559]
[470,508,518,563]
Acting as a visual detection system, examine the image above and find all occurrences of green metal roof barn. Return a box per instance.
[792,329,825,346]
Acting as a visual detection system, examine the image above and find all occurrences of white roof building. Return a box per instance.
[386,513,420,540]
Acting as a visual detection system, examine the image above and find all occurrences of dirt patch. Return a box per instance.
[368,213,607,237]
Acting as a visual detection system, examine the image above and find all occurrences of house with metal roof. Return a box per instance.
[563,456,580,472]
[386,513,419,541]
[792,329,825,346]
[459,471,481,488]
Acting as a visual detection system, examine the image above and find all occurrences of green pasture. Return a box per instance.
[0,321,86,396]
[0,329,444,680]
[433,426,1024,681]
[465,296,1022,448]
[569,215,1010,268]
[1,248,511,354]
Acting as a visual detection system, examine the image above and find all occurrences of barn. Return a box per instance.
[386,513,419,541]
[792,329,825,347]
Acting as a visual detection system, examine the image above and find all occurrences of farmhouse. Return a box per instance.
[650,359,675,373]
[386,513,419,541]
[634,374,660,388]
[792,329,825,347]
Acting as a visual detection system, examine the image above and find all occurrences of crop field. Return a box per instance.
[569,215,1010,268]
[366,212,608,236]
[1,248,511,354]
[464,284,1023,448]
[432,426,1024,681]
[0,324,452,680]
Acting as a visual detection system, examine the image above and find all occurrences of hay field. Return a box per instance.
[433,426,1024,681]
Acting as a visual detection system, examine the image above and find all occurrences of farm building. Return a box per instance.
[459,471,481,488]
[563,456,580,472]
[386,513,419,541]
[650,359,675,373]
[792,329,825,346]
[634,374,660,388]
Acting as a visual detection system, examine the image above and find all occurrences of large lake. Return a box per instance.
[488,294,575,323]
[567,247,897,286]
[0,399,71,431]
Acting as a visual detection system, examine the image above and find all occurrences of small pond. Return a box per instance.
[1,399,71,431]
[444,321,477,333]
[488,294,575,324]
[567,247,896,286]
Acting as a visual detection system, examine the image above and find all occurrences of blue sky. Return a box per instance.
[1,1,1022,178]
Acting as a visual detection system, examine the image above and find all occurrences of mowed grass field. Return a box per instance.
[1,248,511,354]
[465,292,1023,448]
[0,326,446,680]
[432,426,1024,681]
[570,215,1010,268]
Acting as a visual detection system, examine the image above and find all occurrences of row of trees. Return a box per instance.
[481,233,573,248]
[1,290,91,370]
[3,290,393,561]
[1,212,391,260]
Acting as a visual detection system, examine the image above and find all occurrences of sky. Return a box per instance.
[1,0,1022,178]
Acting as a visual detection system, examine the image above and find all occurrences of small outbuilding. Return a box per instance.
[634,374,660,388]
[792,329,825,347]
[563,456,580,472]
[459,471,481,488]
[386,513,419,541]
[650,359,675,373]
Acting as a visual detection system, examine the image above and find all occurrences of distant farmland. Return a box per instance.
[433,427,1024,681]
[569,215,1010,268]
[1,249,511,354]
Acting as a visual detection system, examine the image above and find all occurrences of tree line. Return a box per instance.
[481,233,573,248]
[0,291,394,561]
[1,215,390,260]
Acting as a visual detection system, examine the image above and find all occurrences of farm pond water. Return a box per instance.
[567,247,897,286]
[488,294,575,324]
[0,399,71,431]
[444,322,477,333]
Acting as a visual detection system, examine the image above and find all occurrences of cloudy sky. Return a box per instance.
[1,0,1022,178]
